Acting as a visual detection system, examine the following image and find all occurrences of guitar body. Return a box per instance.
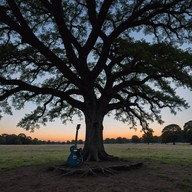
[67,124,83,167]
[67,146,83,167]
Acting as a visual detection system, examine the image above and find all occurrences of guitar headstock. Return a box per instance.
[76,124,81,130]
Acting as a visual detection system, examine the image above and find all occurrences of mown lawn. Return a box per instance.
[0,143,191,171]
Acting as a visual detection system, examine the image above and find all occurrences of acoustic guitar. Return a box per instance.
[67,124,83,167]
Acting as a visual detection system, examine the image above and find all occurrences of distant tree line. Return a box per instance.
[0,133,86,145]
[0,133,48,145]
[104,120,192,145]
[0,133,151,145]
[1,120,192,145]
[103,135,161,144]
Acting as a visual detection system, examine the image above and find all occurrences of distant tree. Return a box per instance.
[27,136,32,142]
[0,134,6,144]
[142,128,154,144]
[32,138,40,144]
[18,133,32,144]
[0,0,192,161]
[153,136,161,143]
[183,120,192,144]
[104,138,116,144]
[116,137,124,144]
[104,138,111,144]
[131,135,140,144]
[5,134,21,144]
[162,124,182,145]
[115,137,128,144]
[78,139,84,144]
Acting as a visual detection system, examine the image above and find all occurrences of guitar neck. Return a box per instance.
[74,124,80,149]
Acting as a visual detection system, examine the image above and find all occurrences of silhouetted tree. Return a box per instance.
[153,136,161,143]
[183,120,192,144]
[142,128,154,144]
[78,139,84,144]
[115,137,129,144]
[0,1,192,161]
[32,138,40,144]
[131,135,140,144]
[18,133,32,144]
[5,134,21,144]
[104,138,116,144]
[162,124,182,145]
[0,135,6,144]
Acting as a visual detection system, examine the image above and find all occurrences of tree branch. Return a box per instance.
[109,0,189,42]
[0,77,84,110]
[83,0,113,53]
[85,0,96,26]
[0,87,21,101]
[2,0,82,89]
[44,0,81,57]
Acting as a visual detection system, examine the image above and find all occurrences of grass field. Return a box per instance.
[105,143,192,166]
[0,143,192,171]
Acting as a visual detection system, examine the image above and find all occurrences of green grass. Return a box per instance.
[0,143,192,171]
[0,144,69,171]
[105,143,192,166]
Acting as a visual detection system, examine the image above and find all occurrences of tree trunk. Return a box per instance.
[173,135,176,145]
[82,110,115,161]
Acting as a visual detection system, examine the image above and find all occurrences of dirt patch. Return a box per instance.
[0,160,192,192]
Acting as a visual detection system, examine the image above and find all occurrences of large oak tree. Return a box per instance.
[0,0,192,161]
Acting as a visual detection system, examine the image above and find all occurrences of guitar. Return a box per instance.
[67,124,83,167]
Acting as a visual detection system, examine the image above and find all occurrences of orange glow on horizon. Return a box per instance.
[0,124,162,142]
[0,111,185,142]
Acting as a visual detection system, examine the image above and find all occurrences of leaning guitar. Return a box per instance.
[67,124,83,167]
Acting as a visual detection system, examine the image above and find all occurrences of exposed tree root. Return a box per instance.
[48,162,143,177]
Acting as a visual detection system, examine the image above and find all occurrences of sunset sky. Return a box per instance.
[0,86,192,142]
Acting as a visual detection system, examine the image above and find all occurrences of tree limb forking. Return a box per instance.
[41,0,82,60]
[84,0,113,52]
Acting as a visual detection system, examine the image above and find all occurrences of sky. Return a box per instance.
[0,86,192,142]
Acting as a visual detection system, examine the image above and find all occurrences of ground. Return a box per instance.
[0,160,192,192]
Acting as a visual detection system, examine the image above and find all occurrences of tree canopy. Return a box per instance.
[184,120,192,144]
[0,0,192,161]
[142,128,154,144]
[162,124,182,144]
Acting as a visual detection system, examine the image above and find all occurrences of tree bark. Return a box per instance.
[82,109,115,161]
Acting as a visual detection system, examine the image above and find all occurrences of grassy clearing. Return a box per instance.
[0,143,192,171]
[0,144,69,171]
[105,143,192,166]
